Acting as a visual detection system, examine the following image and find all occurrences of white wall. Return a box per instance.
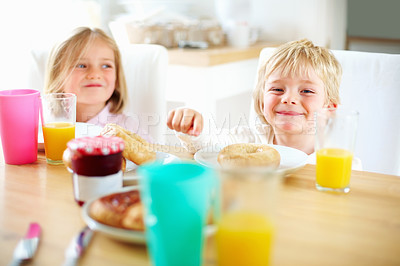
[250,0,347,49]
[0,0,101,91]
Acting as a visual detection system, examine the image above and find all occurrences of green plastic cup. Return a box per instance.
[138,162,218,266]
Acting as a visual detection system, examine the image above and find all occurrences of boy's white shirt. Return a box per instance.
[176,123,362,171]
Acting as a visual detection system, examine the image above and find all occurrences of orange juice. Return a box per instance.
[216,211,274,266]
[43,122,75,163]
[316,148,353,189]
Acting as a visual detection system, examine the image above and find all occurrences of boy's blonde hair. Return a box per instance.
[44,27,127,113]
[253,39,342,124]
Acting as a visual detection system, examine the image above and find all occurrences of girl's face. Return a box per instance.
[263,67,330,135]
[63,39,116,108]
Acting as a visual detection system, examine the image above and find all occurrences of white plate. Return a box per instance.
[38,122,103,150]
[81,186,146,244]
[194,144,309,175]
[123,152,181,186]
[81,186,216,244]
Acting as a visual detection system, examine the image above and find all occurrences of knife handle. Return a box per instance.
[63,257,78,266]
[9,259,22,266]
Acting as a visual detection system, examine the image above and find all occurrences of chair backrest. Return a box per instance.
[251,47,400,176]
[109,20,131,47]
[27,43,168,144]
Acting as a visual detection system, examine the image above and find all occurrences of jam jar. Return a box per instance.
[67,136,125,206]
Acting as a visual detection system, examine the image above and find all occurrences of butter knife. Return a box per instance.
[9,222,41,266]
[63,226,93,266]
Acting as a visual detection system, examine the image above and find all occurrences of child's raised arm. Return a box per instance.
[167,107,203,136]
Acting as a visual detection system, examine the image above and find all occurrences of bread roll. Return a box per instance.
[218,143,280,168]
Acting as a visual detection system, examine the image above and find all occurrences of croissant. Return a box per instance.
[100,123,156,165]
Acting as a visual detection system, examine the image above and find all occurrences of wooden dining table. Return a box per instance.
[0,143,399,266]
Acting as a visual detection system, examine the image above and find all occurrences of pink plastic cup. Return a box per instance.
[0,89,40,164]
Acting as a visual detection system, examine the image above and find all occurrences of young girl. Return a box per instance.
[44,27,152,141]
[167,39,361,168]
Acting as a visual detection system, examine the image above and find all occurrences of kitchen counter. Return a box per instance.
[168,41,281,66]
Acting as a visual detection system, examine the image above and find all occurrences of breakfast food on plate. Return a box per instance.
[89,189,144,231]
[62,148,72,169]
[217,143,281,168]
[100,123,156,165]
[89,189,214,231]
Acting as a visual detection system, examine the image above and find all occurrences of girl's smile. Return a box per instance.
[84,83,103,87]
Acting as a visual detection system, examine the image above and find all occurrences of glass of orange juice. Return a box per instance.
[315,108,359,193]
[41,93,76,165]
[216,168,283,266]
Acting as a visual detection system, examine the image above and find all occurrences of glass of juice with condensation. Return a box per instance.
[41,93,76,165]
[216,168,283,266]
[315,108,359,193]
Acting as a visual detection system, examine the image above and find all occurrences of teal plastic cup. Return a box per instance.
[138,162,219,266]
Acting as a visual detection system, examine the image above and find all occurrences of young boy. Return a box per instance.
[167,39,343,156]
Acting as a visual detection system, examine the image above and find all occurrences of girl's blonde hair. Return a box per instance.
[252,39,342,124]
[44,27,127,113]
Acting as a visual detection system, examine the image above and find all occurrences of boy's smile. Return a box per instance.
[275,110,304,116]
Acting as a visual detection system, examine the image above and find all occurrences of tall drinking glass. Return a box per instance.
[138,162,219,266]
[41,93,76,165]
[0,89,40,164]
[216,168,283,266]
[315,108,359,193]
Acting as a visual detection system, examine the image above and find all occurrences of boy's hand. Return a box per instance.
[167,108,203,136]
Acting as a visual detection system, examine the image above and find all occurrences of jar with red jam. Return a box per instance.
[66,136,125,206]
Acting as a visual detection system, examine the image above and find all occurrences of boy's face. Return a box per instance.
[263,67,329,135]
[63,39,116,110]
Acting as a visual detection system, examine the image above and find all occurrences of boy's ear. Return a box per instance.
[325,102,337,109]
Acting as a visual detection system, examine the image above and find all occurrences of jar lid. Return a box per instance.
[67,136,124,156]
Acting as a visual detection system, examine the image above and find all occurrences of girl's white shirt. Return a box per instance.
[86,103,154,143]
[176,123,362,171]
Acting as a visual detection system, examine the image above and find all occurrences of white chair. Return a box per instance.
[27,43,169,144]
[251,47,400,176]
[109,20,131,47]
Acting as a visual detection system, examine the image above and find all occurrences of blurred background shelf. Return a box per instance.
[168,41,281,66]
